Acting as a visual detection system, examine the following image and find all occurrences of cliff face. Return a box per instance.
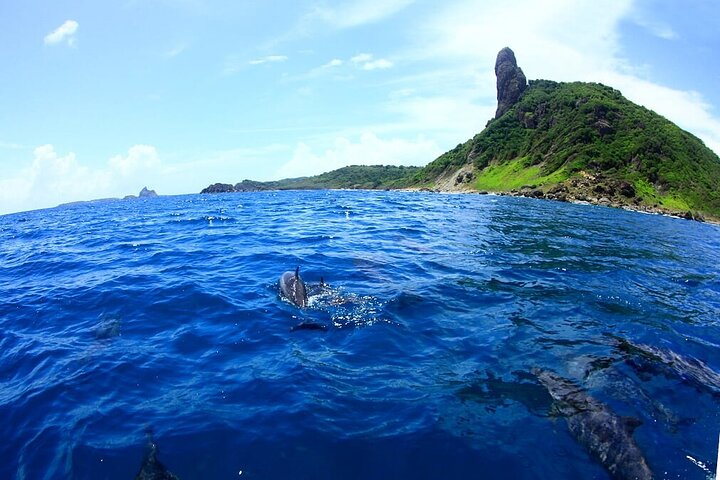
[495,47,527,119]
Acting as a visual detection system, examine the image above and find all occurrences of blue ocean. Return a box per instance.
[1,190,719,480]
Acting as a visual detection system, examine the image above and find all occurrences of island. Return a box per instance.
[123,186,158,200]
[202,48,720,223]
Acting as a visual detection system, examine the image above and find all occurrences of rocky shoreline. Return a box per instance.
[199,175,714,224]
[494,189,708,222]
[419,172,713,223]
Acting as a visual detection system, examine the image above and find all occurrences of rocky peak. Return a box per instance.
[138,186,158,198]
[495,47,527,119]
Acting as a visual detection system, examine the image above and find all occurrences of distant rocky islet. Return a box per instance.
[124,186,158,200]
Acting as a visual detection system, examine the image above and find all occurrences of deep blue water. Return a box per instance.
[1,190,719,479]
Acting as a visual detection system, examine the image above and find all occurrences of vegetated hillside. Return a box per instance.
[201,165,420,193]
[412,79,720,218]
[272,165,420,189]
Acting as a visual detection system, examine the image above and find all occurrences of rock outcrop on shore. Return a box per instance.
[495,47,527,119]
[499,174,705,222]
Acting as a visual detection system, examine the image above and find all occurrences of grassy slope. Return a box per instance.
[411,80,720,217]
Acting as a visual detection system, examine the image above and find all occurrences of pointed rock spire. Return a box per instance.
[495,47,527,119]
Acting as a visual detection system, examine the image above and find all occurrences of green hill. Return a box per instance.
[411,78,720,219]
[407,48,720,220]
[202,48,720,221]
[201,165,420,193]
[270,164,420,189]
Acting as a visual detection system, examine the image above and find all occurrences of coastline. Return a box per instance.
[396,185,720,225]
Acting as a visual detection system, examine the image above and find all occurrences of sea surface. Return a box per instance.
[1,190,719,480]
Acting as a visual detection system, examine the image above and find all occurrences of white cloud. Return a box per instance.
[44,20,79,47]
[276,132,441,179]
[285,53,393,83]
[384,93,495,139]
[414,0,631,81]
[350,53,393,71]
[224,54,288,74]
[108,145,161,177]
[0,145,166,215]
[635,19,678,40]
[363,59,393,71]
[628,6,678,40]
[249,55,288,65]
[322,59,343,68]
[351,53,373,64]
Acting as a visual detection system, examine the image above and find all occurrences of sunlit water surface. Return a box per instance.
[1,190,719,479]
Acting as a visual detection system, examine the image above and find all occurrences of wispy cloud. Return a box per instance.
[363,59,393,71]
[351,53,393,71]
[224,54,289,74]
[311,0,415,29]
[164,43,188,58]
[44,20,79,47]
[0,140,23,150]
[264,0,415,49]
[282,53,393,84]
[350,53,373,64]
[249,55,288,65]
[322,59,343,68]
[632,17,678,40]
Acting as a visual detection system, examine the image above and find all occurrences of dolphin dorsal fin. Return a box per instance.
[621,416,642,433]
[295,266,300,278]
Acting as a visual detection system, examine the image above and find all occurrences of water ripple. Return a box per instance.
[0,191,719,479]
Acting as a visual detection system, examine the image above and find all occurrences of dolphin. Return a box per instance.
[135,439,180,480]
[615,338,720,395]
[533,368,653,480]
[279,266,308,308]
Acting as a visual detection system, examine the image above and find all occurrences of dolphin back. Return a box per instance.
[279,267,308,308]
[135,441,180,480]
[534,368,653,480]
[617,338,720,395]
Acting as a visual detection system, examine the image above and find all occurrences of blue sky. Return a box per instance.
[1,0,719,214]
